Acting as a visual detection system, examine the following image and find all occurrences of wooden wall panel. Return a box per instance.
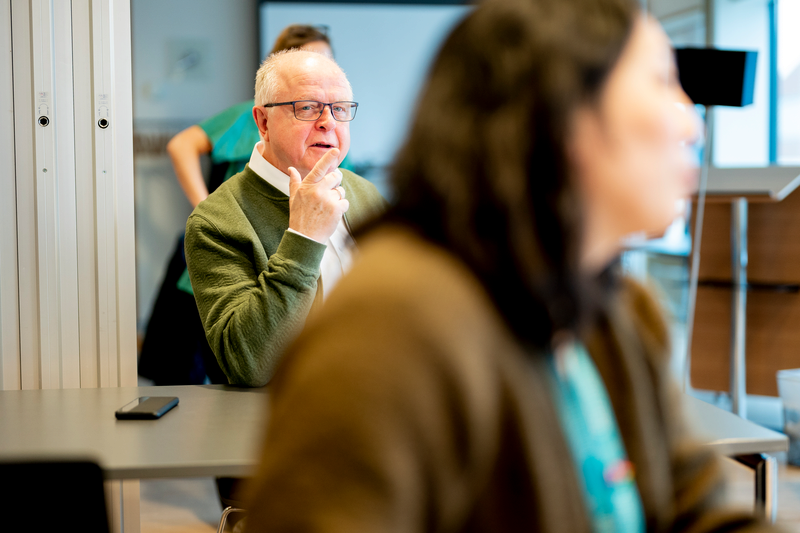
[691,287,800,396]
[691,191,800,396]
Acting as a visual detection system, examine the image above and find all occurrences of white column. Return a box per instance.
[4,0,138,390]
[10,0,40,390]
[110,0,138,389]
[73,0,100,388]
[0,0,21,391]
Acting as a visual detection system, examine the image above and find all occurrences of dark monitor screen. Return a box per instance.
[675,47,758,107]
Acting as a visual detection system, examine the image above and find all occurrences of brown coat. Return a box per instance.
[244,227,775,533]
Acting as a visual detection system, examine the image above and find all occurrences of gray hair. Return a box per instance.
[254,49,352,106]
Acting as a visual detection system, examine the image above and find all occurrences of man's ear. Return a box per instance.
[253,106,269,142]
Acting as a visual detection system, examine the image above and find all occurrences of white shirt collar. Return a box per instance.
[246,142,355,301]
[248,141,291,196]
[247,141,344,196]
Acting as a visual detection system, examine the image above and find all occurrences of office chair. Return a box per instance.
[216,476,247,533]
[0,459,110,533]
[218,505,247,533]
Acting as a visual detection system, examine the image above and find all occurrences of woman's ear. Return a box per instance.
[568,105,604,181]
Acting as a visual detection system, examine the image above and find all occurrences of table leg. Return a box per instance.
[107,479,141,533]
[730,197,748,418]
[734,453,777,523]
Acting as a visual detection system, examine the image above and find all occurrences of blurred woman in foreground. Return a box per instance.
[244,0,777,531]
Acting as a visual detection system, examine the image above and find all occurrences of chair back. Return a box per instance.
[0,460,110,533]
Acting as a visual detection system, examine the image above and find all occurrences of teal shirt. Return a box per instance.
[199,100,260,182]
[547,341,645,533]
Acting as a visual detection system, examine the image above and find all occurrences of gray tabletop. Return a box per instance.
[684,394,788,456]
[705,166,800,201]
[0,385,267,479]
[0,386,788,480]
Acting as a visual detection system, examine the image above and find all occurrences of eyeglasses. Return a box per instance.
[263,100,359,122]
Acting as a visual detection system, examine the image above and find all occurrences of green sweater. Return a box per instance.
[185,164,384,387]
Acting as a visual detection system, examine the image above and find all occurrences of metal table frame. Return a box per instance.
[685,393,788,522]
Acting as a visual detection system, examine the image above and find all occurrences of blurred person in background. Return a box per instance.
[138,25,334,386]
[242,0,780,531]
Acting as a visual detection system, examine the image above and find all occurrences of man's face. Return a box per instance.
[255,53,352,178]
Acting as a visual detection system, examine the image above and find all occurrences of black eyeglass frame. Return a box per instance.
[262,100,359,122]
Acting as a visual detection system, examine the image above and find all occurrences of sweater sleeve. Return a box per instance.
[185,212,326,387]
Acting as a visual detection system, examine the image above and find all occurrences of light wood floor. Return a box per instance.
[140,458,800,532]
[140,477,221,533]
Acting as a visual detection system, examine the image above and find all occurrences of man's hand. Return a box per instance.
[288,149,349,243]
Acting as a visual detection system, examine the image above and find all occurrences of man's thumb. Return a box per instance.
[288,167,301,190]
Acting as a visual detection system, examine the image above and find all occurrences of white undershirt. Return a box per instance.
[248,142,356,300]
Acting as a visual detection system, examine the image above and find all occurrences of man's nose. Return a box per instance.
[315,105,336,131]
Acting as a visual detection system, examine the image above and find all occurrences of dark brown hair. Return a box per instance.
[388,0,639,349]
[270,24,331,55]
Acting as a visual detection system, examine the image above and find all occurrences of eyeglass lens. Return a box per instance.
[294,101,357,121]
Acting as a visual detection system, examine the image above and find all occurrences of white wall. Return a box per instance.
[649,0,704,19]
[778,0,800,163]
[660,8,706,47]
[131,0,258,330]
[712,0,771,167]
[132,0,259,122]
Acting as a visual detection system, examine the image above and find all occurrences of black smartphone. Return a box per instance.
[115,396,179,420]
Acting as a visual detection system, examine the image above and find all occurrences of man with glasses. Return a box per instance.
[185,49,384,387]
[139,25,336,388]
